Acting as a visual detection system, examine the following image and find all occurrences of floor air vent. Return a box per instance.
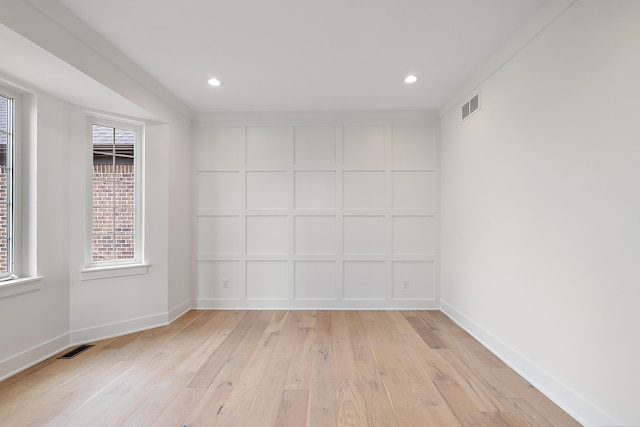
[462,93,480,121]
[58,344,94,359]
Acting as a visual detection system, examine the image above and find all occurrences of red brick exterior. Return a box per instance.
[0,164,136,269]
[92,164,135,262]
[0,166,6,272]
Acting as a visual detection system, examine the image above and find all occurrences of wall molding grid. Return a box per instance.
[193,115,439,309]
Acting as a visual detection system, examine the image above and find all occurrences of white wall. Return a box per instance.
[0,88,71,380]
[0,78,191,379]
[0,0,193,374]
[168,120,193,320]
[0,82,191,378]
[440,1,640,425]
[68,115,170,342]
[193,113,438,309]
[4,2,638,425]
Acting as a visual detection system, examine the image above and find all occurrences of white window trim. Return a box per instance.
[83,114,145,273]
[0,276,43,299]
[0,80,39,299]
[81,263,148,281]
[1,86,19,280]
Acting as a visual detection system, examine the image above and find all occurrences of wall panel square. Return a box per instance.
[343,261,386,300]
[197,171,243,211]
[246,261,288,299]
[197,216,242,255]
[392,125,435,169]
[295,261,337,300]
[392,261,435,300]
[343,126,385,168]
[392,216,435,255]
[197,261,243,299]
[343,216,385,254]
[343,171,386,210]
[294,126,336,166]
[246,126,293,167]
[295,171,336,210]
[246,216,289,254]
[294,216,336,254]
[246,172,289,210]
[194,127,244,170]
[392,171,435,210]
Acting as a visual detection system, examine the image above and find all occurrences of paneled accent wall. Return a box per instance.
[193,115,438,309]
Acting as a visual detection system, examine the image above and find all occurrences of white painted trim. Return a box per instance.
[0,308,195,383]
[195,298,439,310]
[194,120,439,307]
[0,276,43,299]
[168,299,192,323]
[81,264,149,281]
[0,82,37,282]
[0,332,70,382]
[83,115,145,270]
[70,312,168,344]
[193,110,438,126]
[439,300,619,427]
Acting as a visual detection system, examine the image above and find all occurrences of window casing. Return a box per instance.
[86,116,143,268]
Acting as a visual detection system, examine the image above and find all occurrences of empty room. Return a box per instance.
[0,0,638,425]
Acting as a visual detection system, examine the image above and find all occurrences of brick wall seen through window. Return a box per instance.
[0,94,11,275]
[92,124,136,263]
[0,167,7,272]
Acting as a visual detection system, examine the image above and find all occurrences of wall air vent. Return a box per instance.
[462,93,480,121]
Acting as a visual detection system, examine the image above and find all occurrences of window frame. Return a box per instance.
[84,115,145,270]
[0,80,40,298]
[0,85,23,281]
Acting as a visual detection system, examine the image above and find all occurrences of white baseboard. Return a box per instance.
[195,298,440,310]
[1,308,194,384]
[440,300,618,427]
[70,312,169,345]
[4,301,616,427]
[0,333,70,382]
[169,299,192,322]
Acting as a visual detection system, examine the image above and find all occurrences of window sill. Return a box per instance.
[81,263,149,281]
[0,276,44,299]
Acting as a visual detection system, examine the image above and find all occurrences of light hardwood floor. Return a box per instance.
[0,310,581,426]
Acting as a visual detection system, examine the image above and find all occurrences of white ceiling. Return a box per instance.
[52,0,545,113]
[0,23,155,120]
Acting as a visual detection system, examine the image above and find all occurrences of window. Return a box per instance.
[87,117,143,267]
[0,84,39,295]
[0,88,19,281]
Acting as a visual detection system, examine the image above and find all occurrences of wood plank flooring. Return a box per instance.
[0,310,581,426]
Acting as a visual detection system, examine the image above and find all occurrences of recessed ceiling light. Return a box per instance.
[404,75,418,84]
[208,78,222,87]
